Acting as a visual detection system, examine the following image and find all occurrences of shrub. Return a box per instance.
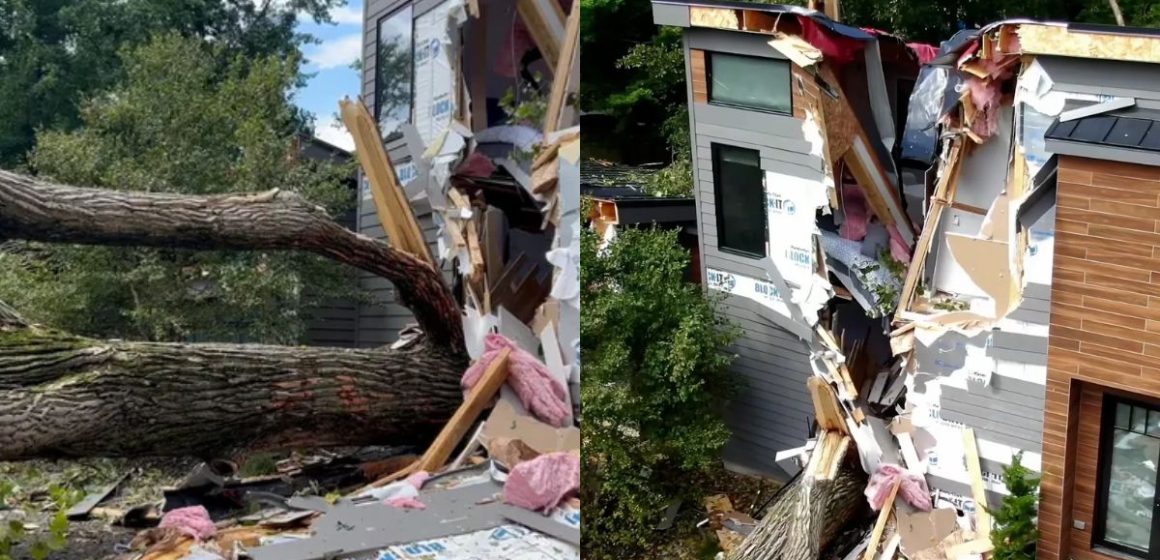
[580,226,737,559]
[988,452,1040,560]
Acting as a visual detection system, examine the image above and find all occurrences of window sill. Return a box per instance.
[1092,545,1147,560]
[706,100,793,117]
[717,246,767,260]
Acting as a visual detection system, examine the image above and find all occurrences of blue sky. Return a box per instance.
[296,1,365,150]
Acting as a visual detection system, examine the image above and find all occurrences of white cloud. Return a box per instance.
[314,117,355,152]
[306,33,363,69]
[327,5,363,24]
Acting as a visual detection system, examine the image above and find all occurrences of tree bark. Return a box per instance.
[731,461,869,560]
[0,314,466,460]
[0,169,473,459]
[0,169,463,354]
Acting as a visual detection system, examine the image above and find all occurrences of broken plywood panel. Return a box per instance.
[1018,23,1160,64]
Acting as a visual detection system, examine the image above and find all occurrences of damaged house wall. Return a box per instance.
[682,25,825,478]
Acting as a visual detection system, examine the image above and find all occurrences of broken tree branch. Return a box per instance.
[0,170,463,354]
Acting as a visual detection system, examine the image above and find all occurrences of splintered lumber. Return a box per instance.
[808,377,849,434]
[863,479,902,560]
[416,348,512,473]
[731,461,869,560]
[340,98,433,266]
[543,0,580,135]
[896,138,966,318]
[516,0,564,69]
[962,428,991,540]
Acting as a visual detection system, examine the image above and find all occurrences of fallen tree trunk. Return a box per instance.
[0,170,472,459]
[0,303,466,460]
[731,460,869,560]
[0,170,463,353]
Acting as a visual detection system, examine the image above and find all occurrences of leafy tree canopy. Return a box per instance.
[580,226,737,558]
[0,33,361,344]
[0,0,345,166]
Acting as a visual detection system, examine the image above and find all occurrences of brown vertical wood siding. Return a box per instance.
[690,49,708,103]
[1041,155,1160,560]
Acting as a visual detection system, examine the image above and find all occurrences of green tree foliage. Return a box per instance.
[580,226,738,559]
[0,33,361,344]
[988,452,1040,560]
[0,0,344,166]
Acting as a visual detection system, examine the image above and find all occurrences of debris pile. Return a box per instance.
[659,3,1160,559]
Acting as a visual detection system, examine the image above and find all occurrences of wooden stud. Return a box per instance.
[863,478,901,560]
[415,348,512,473]
[962,428,991,541]
[340,99,433,265]
[543,0,580,135]
[516,0,564,68]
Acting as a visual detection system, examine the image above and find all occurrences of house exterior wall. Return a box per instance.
[302,205,360,347]
[683,26,825,478]
[1039,155,1160,560]
[359,0,452,347]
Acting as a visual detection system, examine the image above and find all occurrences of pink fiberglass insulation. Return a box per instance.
[865,463,931,512]
[966,76,1002,139]
[502,451,580,513]
[462,333,571,427]
[908,42,939,64]
[456,151,497,178]
[158,506,216,541]
[839,182,870,241]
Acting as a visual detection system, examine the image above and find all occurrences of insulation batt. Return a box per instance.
[865,464,932,512]
[462,333,571,427]
[158,505,216,541]
[502,451,580,513]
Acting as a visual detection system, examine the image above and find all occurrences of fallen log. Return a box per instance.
[0,170,470,459]
[731,460,869,560]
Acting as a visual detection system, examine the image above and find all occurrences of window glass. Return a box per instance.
[1105,427,1158,551]
[709,53,791,114]
[714,144,765,257]
[376,6,413,141]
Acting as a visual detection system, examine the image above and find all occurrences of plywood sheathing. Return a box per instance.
[691,50,708,104]
[1018,23,1160,64]
[769,34,823,68]
[690,6,740,29]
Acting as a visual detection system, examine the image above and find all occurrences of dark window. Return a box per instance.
[1095,396,1160,558]
[707,52,792,114]
[375,6,413,142]
[712,144,765,257]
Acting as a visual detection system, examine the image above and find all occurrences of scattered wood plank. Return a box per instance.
[516,0,564,69]
[961,428,991,541]
[415,347,513,473]
[68,472,130,520]
[863,478,902,560]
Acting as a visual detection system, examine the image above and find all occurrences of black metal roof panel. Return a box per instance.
[1046,114,1160,153]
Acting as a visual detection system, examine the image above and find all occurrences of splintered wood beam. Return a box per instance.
[416,347,512,473]
[517,0,565,69]
[340,98,433,266]
[543,0,580,135]
[808,377,848,435]
[962,428,991,540]
[895,138,965,319]
[862,478,901,560]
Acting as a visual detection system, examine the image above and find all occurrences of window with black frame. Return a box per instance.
[707,52,792,114]
[712,144,765,257]
[1096,397,1160,557]
[375,6,413,142]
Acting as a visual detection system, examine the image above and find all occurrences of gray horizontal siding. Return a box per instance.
[686,27,791,60]
[358,0,455,348]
